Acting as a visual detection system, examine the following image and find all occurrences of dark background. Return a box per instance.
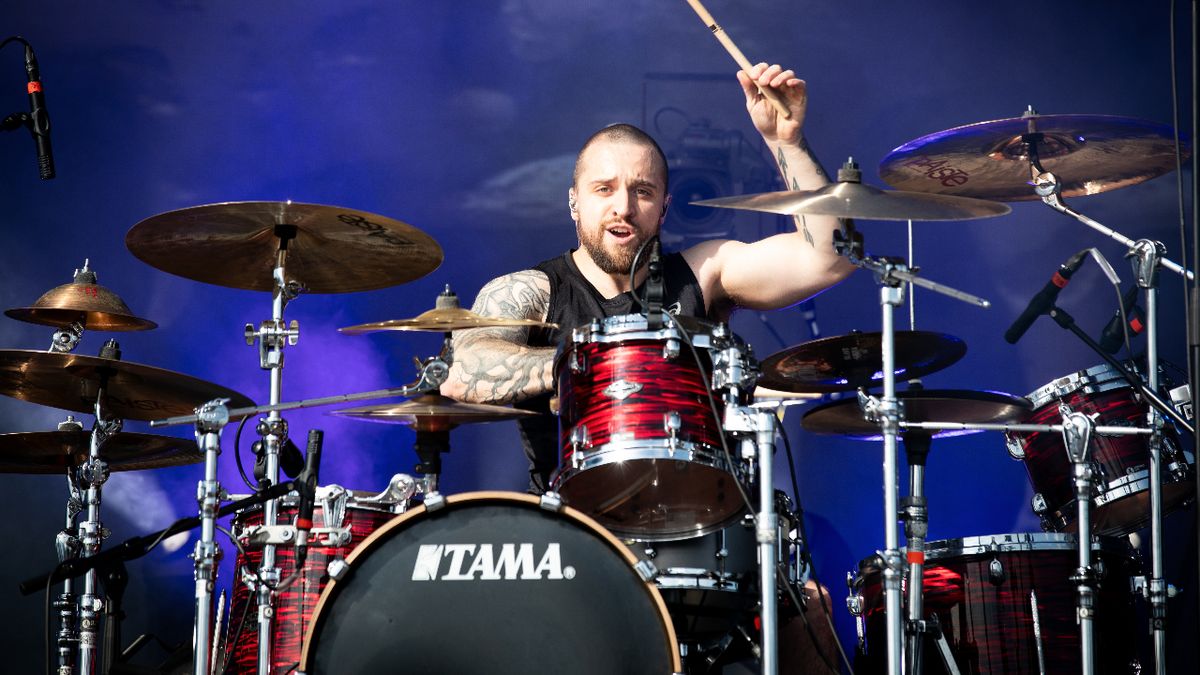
[1,1,1196,671]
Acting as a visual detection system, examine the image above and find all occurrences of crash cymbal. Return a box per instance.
[5,261,156,331]
[0,430,200,474]
[757,331,967,393]
[340,285,558,333]
[125,201,443,293]
[0,349,254,421]
[801,389,1032,439]
[692,160,1010,221]
[332,394,539,431]
[879,113,1188,201]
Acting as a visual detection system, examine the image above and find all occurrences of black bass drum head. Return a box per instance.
[300,491,681,674]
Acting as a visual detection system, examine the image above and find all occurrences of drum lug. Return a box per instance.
[663,338,680,360]
[988,557,1006,585]
[423,492,447,512]
[569,424,591,457]
[633,559,659,582]
[664,412,681,444]
[320,485,349,531]
[327,557,349,582]
[568,349,587,374]
[1005,433,1026,460]
[539,491,564,513]
[1031,492,1048,514]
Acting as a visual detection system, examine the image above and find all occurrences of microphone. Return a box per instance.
[23,43,54,180]
[644,236,665,328]
[294,429,324,562]
[1004,249,1089,344]
[1099,285,1145,354]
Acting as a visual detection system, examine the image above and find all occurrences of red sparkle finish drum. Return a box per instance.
[554,314,753,541]
[1006,363,1195,535]
[299,492,682,675]
[222,481,413,674]
[849,533,1139,675]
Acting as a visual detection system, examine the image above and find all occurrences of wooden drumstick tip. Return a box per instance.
[682,0,792,119]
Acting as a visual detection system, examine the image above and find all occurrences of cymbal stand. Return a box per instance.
[77,341,123,675]
[191,399,230,675]
[47,260,97,353]
[1060,405,1100,675]
[242,225,302,675]
[834,223,990,675]
[55,417,85,675]
[1028,154,1194,673]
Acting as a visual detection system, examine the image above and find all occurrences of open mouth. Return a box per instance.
[606,225,635,241]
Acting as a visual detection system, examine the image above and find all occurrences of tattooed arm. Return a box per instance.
[440,270,556,405]
[683,63,854,316]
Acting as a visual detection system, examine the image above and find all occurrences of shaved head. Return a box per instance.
[573,123,669,189]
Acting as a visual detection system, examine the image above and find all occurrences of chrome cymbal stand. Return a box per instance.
[835,223,990,675]
[1061,407,1099,675]
[55,416,85,675]
[191,399,230,675]
[242,225,303,675]
[77,341,123,675]
[1028,144,1194,672]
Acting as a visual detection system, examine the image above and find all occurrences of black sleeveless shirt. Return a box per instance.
[516,250,710,493]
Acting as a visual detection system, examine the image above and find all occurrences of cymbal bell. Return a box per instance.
[0,430,200,474]
[0,349,254,421]
[125,201,443,293]
[332,394,539,431]
[5,262,156,331]
[692,160,1010,221]
[879,113,1189,201]
[801,389,1031,439]
[757,331,967,393]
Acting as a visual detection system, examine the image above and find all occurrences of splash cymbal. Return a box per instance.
[125,201,443,293]
[0,430,200,474]
[879,113,1188,201]
[800,389,1031,439]
[5,262,156,331]
[757,331,967,393]
[332,394,539,431]
[341,285,557,333]
[0,349,254,421]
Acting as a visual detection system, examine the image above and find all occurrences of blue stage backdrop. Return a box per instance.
[1,1,1195,671]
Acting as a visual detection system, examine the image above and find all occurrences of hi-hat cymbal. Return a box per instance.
[125,201,443,293]
[801,389,1031,439]
[0,349,254,421]
[332,394,539,431]
[692,169,1010,221]
[0,430,200,474]
[757,331,967,393]
[5,263,156,331]
[879,113,1188,201]
[340,307,557,334]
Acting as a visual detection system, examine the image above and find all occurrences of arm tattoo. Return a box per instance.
[448,270,556,404]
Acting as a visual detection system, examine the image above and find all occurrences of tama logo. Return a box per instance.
[411,543,577,581]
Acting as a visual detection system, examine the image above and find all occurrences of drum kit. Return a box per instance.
[0,109,1193,675]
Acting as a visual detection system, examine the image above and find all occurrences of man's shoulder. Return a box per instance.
[474,268,551,320]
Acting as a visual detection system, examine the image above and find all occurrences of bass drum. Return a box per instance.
[299,492,682,675]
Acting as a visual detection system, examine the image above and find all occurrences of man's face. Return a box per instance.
[570,140,668,275]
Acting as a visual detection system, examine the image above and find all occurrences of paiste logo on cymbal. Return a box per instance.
[337,213,417,248]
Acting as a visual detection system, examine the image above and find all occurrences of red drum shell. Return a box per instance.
[222,497,396,674]
[851,533,1138,674]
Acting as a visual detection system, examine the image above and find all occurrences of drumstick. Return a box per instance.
[682,0,792,119]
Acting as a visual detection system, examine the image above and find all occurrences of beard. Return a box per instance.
[576,219,654,275]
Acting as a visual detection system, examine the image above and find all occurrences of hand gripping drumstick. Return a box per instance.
[683,0,792,119]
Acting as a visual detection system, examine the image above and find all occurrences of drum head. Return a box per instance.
[301,492,680,674]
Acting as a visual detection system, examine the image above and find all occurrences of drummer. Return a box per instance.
[442,62,853,490]
[441,62,851,672]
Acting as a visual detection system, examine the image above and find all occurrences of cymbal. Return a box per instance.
[0,430,200,474]
[691,178,1010,221]
[0,349,254,421]
[5,263,156,331]
[341,307,557,334]
[879,113,1188,201]
[332,394,539,431]
[757,331,967,393]
[801,389,1032,439]
[125,201,443,293]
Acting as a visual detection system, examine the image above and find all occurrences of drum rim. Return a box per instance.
[298,490,682,672]
[1025,362,1129,408]
[854,531,1129,574]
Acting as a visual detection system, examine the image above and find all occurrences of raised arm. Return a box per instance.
[440,270,556,405]
[685,63,855,314]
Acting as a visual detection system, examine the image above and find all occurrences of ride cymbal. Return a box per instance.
[125,201,443,293]
[5,262,156,331]
[879,113,1188,201]
[0,430,200,474]
[332,394,539,431]
[801,389,1032,439]
[0,349,254,421]
[757,331,967,393]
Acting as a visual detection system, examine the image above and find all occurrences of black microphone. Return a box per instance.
[645,236,665,328]
[294,429,323,562]
[23,43,54,180]
[1099,284,1145,354]
[1004,249,1089,344]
